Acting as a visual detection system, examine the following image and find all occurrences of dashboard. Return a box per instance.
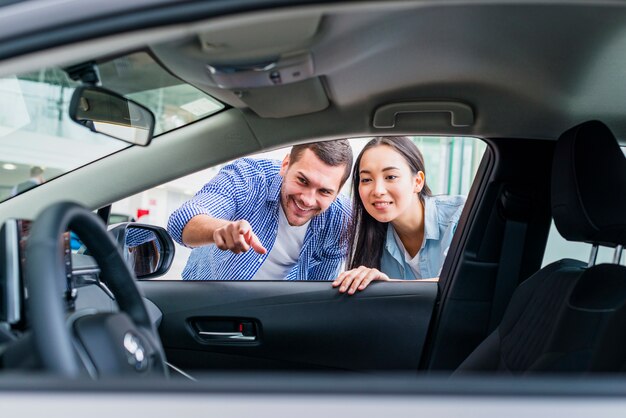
[0,219,73,326]
[0,219,161,336]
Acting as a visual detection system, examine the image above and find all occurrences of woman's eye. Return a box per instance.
[386,175,398,180]
[360,178,371,183]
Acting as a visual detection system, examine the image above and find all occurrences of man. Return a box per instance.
[167,140,353,281]
[11,166,44,196]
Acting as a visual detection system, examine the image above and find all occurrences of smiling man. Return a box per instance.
[167,140,353,281]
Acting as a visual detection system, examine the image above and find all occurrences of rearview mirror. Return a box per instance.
[108,223,175,279]
[69,86,155,146]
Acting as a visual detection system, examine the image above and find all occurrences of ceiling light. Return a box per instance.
[2,163,17,170]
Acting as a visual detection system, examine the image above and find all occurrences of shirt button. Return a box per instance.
[258,257,264,263]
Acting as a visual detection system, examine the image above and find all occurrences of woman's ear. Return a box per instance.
[414,171,425,193]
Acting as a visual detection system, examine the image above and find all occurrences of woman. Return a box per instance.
[333,137,465,294]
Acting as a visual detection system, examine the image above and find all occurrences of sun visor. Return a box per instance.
[205,52,328,118]
[198,13,321,63]
[234,77,329,118]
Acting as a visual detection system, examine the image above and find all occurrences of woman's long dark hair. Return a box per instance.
[347,137,432,270]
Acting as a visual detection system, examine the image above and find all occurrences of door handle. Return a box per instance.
[190,318,258,343]
[197,331,256,341]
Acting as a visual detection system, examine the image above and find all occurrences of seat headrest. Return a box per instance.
[552,120,626,246]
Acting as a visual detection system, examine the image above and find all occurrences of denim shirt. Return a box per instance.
[380,194,465,280]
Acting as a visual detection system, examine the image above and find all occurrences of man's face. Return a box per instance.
[279,148,346,226]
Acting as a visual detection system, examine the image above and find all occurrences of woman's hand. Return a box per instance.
[332,266,391,295]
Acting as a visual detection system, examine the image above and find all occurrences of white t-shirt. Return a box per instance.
[391,226,423,278]
[252,205,309,280]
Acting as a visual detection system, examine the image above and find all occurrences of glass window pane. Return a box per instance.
[98,52,224,136]
[0,70,126,201]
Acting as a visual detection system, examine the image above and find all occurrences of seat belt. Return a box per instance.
[488,186,531,332]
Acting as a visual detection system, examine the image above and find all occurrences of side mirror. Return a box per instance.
[108,223,175,279]
[69,86,155,146]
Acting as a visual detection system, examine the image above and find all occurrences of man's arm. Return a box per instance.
[181,214,229,247]
[168,158,257,247]
[182,214,266,254]
[168,158,278,254]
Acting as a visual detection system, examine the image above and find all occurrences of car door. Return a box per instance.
[121,136,486,372]
[139,280,437,371]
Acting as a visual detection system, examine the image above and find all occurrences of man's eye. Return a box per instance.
[298,177,307,184]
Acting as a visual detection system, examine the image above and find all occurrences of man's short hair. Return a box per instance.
[30,166,43,177]
[289,140,353,187]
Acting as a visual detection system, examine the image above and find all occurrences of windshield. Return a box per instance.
[0,51,223,202]
[97,52,223,135]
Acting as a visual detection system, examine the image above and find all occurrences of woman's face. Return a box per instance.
[358,145,424,224]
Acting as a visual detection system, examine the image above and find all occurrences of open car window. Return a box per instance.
[112,136,487,280]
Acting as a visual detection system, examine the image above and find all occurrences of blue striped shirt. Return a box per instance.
[167,158,351,281]
[124,228,161,252]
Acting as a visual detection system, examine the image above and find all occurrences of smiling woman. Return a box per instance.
[333,137,467,294]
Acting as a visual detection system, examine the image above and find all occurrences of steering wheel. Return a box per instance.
[25,201,167,378]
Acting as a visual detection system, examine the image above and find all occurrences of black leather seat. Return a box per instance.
[455,120,626,374]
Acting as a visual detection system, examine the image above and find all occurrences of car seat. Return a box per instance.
[455,120,626,374]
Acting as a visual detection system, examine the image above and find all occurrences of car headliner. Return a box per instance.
[0,0,623,217]
[153,1,626,141]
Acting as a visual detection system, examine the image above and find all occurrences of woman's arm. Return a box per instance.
[332,268,438,294]
[332,266,391,294]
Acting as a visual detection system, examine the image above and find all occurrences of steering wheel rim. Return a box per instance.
[25,201,167,377]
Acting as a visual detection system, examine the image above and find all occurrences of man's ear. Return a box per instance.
[279,154,290,177]
[414,171,425,193]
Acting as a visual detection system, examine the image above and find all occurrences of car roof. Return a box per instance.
[151,1,626,142]
[2,0,626,142]
[0,0,624,220]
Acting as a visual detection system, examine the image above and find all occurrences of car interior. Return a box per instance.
[0,0,624,383]
[456,120,626,374]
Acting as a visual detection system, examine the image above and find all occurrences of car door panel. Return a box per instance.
[140,281,437,371]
